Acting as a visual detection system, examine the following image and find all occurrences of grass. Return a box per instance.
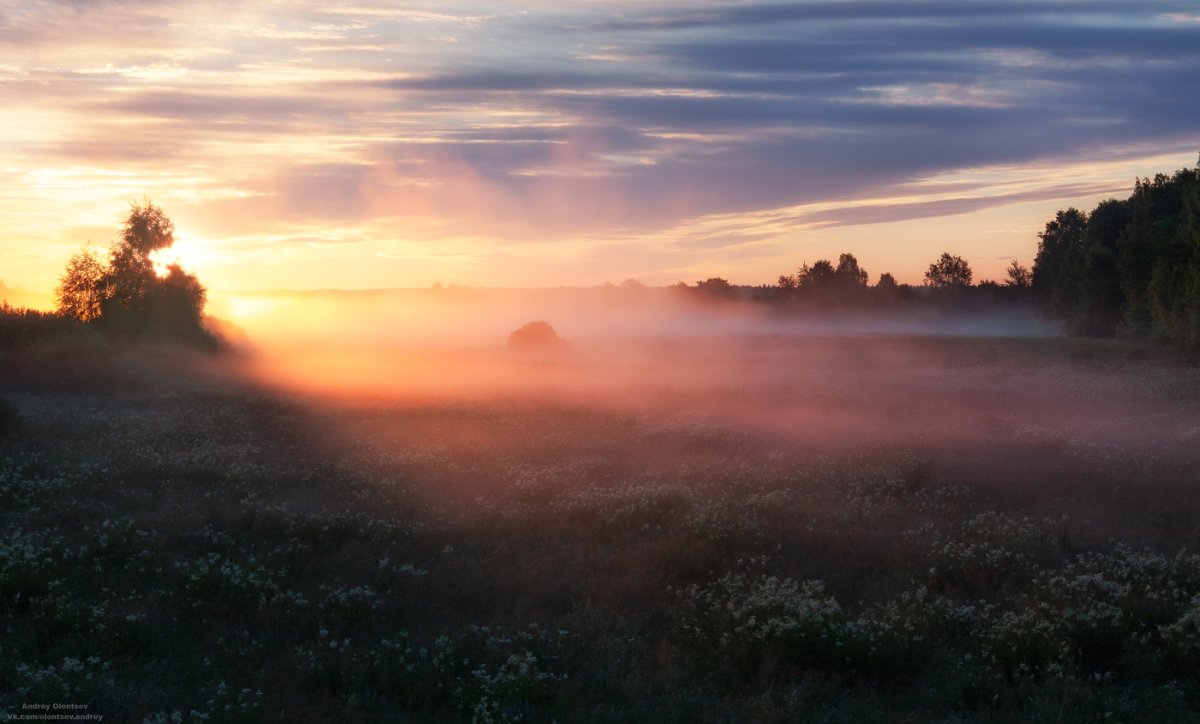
[2,335,1200,722]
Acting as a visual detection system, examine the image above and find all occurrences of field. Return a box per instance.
[3,333,1200,722]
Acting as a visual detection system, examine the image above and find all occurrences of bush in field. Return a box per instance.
[672,571,914,681]
[0,303,82,347]
[507,320,566,351]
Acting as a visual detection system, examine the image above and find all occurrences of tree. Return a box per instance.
[1004,260,1032,288]
[148,263,210,340]
[53,199,215,346]
[1032,208,1087,316]
[56,248,105,322]
[694,277,736,299]
[834,253,869,287]
[101,200,176,323]
[797,260,836,288]
[1074,199,1131,335]
[876,273,897,289]
[1025,164,1200,347]
[925,253,973,288]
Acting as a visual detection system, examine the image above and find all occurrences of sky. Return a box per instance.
[1,0,1198,305]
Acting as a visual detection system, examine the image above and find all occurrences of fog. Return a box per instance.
[207,288,1198,485]
[213,286,1058,350]
[213,286,1060,409]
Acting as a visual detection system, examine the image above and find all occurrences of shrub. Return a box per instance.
[507,320,567,351]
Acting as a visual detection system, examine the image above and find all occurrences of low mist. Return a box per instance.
[210,286,1055,408]
[209,286,1197,512]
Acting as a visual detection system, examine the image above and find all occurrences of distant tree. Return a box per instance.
[507,320,566,350]
[876,272,897,289]
[778,255,873,305]
[620,278,645,289]
[1004,260,1032,288]
[694,277,736,298]
[834,253,869,287]
[797,260,836,288]
[55,248,105,322]
[925,253,973,288]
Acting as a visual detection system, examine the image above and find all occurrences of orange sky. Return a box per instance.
[1,1,1197,309]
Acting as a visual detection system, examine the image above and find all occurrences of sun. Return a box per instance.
[149,231,207,277]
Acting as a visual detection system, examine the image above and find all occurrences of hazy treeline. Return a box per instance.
[670,250,1034,321]
[4,160,1199,351]
[670,161,1200,349]
[1031,165,1200,347]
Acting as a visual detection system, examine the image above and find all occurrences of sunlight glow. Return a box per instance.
[224,295,278,321]
[0,0,1194,299]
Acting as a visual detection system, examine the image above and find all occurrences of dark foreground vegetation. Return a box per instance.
[3,334,1200,722]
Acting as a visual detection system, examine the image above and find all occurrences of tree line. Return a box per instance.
[1031,165,1200,347]
[675,159,1200,350]
[675,250,1033,313]
[6,160,1199,351]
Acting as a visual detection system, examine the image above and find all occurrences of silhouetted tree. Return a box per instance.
[798,260,837,289]
[925,253,973,288]
[1120,171,1200,345]
[56,248,105,322]
[100,200,176,328]
[1004,260,1032,289]
[1030,163,1200,347]
[147,263,210,340]
[1033,208,1087,317]
[694,277,737,299]
[1073,199,1130,335]
[835,253,869,287]
[50,199,216,347]
[507,320,566,350]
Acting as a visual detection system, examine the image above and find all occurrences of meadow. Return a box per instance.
[3,331,1200,722]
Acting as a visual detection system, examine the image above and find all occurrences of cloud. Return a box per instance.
[1,0,1197,291]
[792,183,1126,228]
